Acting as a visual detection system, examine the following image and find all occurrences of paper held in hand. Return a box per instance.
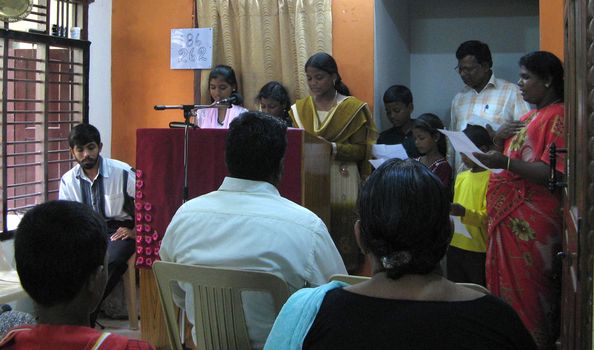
[451,215,472,239]
[369,144,409,169]
[437,129,503,174]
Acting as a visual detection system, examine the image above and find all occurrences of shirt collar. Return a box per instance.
[218,177,280,196]
[485,72,497,89]
[463,71,497,94]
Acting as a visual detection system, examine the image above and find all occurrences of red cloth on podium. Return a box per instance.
[134,128,302,268]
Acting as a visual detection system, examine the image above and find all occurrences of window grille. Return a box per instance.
[0,0,90,235]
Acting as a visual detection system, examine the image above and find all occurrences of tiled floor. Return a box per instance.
[95,280,142,340]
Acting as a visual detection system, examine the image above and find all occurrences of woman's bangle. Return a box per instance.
[506,156,511,171]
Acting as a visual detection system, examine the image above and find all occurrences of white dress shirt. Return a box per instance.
[160,177,347,349]
[450,73,531,172]
[451,73,530,132]
[58,156,135,221]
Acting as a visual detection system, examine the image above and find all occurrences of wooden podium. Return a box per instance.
[135,128,330,348]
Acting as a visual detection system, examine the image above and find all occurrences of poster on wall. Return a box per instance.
[170,28,213,70]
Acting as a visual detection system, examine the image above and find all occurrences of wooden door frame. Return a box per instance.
[560,0,592,348]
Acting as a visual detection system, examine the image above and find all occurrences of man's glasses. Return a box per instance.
[454,64,481,74]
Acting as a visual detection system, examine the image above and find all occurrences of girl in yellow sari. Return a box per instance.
[290,52,377,273]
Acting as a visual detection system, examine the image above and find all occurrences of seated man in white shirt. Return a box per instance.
[160,111,347,349]
[58,124,136,326]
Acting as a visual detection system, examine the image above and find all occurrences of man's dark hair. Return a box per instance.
[225,111,288,182]
[68,123,101,148]
[463,124,493,149]
[456,40,493,68]
[383,85,413,105]
[15,200,107,307]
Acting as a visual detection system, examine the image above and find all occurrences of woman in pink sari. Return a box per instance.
[474,51,564,349]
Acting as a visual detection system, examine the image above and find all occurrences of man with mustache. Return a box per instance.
[58,123,136,327]
[450,40,530,172]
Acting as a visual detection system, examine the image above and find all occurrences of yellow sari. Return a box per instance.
[290,96,377,273]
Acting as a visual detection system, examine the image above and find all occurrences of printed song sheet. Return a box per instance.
[438,129,503,174]
[369,144,409,169]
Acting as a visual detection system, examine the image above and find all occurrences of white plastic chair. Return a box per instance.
[153,261,290,350]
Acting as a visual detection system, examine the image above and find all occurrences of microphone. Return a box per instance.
[169,121,197,129]
[215,93,239,107]
[154,104,198,110]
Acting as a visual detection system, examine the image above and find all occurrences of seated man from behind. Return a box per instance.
[0,200,154,349]
[160,111,347,349]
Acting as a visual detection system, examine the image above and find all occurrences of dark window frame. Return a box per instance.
[0,8,90,239]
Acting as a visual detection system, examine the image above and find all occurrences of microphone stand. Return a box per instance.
[154,101,229,345]
[154,102,232,345]
[154,102,228,203]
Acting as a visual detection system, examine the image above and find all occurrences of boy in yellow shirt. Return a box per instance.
[447,124,492,286]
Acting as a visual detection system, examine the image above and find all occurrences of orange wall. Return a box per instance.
[332,0,375,110]
[540,0,564,60]
[113,1,565,164]
[112,1,374,165]
[111,0,195,165]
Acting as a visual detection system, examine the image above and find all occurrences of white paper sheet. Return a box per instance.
[451,215,472,239]
[369,158,387,169]
[369,144,409,169]
[438,129,503,174]
[371,144,408,160]
[170,28,213,69]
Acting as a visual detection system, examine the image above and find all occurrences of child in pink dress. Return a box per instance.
[196,64,247,128]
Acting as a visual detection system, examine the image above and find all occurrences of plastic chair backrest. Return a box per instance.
[153,261,290,350]
[329,274,370,285]
[456,282,490,294]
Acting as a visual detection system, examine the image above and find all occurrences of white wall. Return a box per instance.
[374,0,410,128]
[374,0,539,131]
[88,0,113,157]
